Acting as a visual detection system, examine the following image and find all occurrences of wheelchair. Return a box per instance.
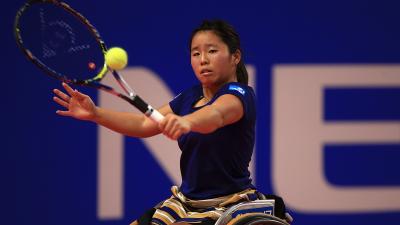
[133,194,293,225]
[214,198,293,225]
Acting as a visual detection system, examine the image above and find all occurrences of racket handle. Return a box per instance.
[120,94,164,123]
[148,108,164,123]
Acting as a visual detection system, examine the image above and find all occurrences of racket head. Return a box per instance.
[14,0,108,85]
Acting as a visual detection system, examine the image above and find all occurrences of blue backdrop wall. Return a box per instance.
[3,0,400,225]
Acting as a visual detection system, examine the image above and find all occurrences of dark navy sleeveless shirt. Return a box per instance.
[169,82,256,199]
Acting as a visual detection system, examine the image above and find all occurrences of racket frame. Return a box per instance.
[14,0,164,122]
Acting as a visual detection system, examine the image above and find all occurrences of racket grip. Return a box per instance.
[125,95,164,123]
[148,108,164,123]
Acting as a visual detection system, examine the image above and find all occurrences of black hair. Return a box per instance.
[189,20,248,85]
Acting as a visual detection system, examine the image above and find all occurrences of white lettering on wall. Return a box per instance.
[272,65,400,213]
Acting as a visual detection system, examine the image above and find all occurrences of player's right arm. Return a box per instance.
[53,82,171,138]
[93,105,171,138]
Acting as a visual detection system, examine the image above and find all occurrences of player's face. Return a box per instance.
[190,31,240,88]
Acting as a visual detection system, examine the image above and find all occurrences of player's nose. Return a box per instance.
[200,54,209,65]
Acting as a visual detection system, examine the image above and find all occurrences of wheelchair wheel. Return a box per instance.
[227,213,290,225]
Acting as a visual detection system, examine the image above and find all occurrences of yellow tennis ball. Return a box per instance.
[105,47,128,70]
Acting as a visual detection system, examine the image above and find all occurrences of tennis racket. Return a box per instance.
[14,0,164,123]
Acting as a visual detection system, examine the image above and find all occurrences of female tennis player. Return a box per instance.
[53,20,262,225]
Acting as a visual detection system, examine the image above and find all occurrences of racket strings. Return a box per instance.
[16,1,106,82]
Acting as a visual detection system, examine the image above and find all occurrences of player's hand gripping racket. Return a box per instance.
[14,0,164,123]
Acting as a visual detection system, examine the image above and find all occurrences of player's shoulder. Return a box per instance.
[217,82,255,97]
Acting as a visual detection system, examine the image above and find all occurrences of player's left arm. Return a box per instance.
[158,94,243,139]
[186,94,244,133]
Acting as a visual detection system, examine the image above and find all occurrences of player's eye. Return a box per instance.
[209,49,218,54]
[192,52,200,57]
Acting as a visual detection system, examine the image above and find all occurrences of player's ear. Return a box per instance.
[232,49,241,65]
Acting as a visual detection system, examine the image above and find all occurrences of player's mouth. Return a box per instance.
[200,69,213,76]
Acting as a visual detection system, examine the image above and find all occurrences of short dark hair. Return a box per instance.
[189,20,248,85]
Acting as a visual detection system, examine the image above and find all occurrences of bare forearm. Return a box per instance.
[183,94,244,134]
[92,107,160,138]
[184,105,224,133]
